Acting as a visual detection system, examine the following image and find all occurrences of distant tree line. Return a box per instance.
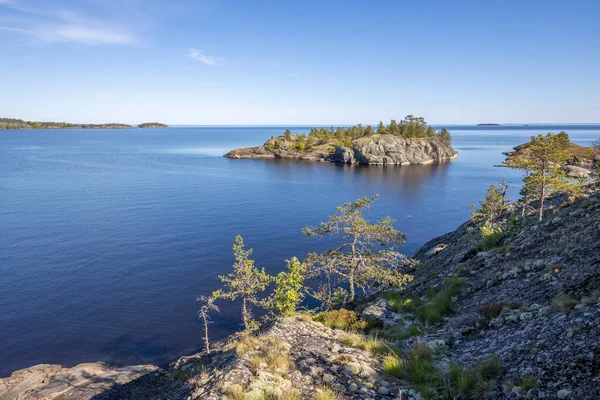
[302,115,451,143]
[0,118,78,129]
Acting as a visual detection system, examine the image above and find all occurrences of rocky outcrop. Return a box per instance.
[225,134,458,166]
[405,186,600,399]
[499,141,600,175]
[332,136,458,165]
[0,362,157,400]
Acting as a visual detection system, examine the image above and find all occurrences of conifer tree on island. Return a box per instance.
[197,295,219,354]
[509,132,573,221]
[302,195,413,306]
[212,236,271,331]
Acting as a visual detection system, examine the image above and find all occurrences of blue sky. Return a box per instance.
[0,0,599,125]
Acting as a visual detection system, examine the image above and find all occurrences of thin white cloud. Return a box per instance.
[0,1,139,45]
[188,48,220,66]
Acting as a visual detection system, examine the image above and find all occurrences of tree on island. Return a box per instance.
[302,195,413,306]
[301,116,452,144]
[197,295,220,354]
[213,236,271,331]
[510,132,574,221]
[284,129,292,140]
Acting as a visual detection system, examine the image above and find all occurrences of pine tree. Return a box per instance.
[377,121,389,135]
[197,295,220,354]
[213,236,272,331]
[509,132,572,221]
[303,196,413,304]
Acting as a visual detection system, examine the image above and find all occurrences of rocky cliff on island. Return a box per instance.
[225,134,458,166]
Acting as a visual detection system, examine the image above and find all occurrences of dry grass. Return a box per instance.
[315,386,338,400]
[224,383,246,400]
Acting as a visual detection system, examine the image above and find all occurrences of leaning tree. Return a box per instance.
[302,195,413,306]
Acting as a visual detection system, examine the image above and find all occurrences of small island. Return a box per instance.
[498,131,600,178]
[0,118,78,129]
[476,123,500,126]
[80,123,133,129]
[225,116,458,166]
[138,122,169,128]
[0,118,168,130]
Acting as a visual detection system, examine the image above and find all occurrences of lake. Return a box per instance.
[1,124,598,376]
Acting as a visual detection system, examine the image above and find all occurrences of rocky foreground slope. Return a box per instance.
[2,188,598,400]
[225,134,458,166]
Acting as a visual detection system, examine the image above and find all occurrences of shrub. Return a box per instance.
[271,257,306,316]
[476,354,503,381]
[448,363,475,392]
[554,293,577,311]
[520,374,538,390]
[414,277,464,324]
[479,302,505,320]
[383,355,403,378]
[401,343,439,385]
[479,301,521,321]
[582,198,599,208]
[314,309,367,332]
[479,222,504,250]
[381,291,418,313]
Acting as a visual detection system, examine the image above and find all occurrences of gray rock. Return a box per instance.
[557,389,572,399]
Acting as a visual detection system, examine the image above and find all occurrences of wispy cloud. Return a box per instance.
[0,0,140,45]
[188,48,220,66]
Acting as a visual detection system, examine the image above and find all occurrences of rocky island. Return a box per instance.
[81,123,133,129]
[499,131,600,178]
[225,116,458,166]
[138,122,169,128]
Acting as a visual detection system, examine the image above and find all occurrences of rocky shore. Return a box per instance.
[498,141,600,178]
[225,134,458,166]
[2,187,598,399]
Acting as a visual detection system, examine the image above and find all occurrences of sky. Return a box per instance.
[0,0,599,125]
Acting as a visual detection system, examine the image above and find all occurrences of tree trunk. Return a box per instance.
[538,175,546,221]
[202,312,210,354]
[242,296,249,331]
[348,273,355,303]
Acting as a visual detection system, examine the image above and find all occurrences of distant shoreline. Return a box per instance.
[0,118,168,130]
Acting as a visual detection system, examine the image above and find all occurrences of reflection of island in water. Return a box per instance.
[253,157,452,202]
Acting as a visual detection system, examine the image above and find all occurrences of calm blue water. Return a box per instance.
[1,125,598,376]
